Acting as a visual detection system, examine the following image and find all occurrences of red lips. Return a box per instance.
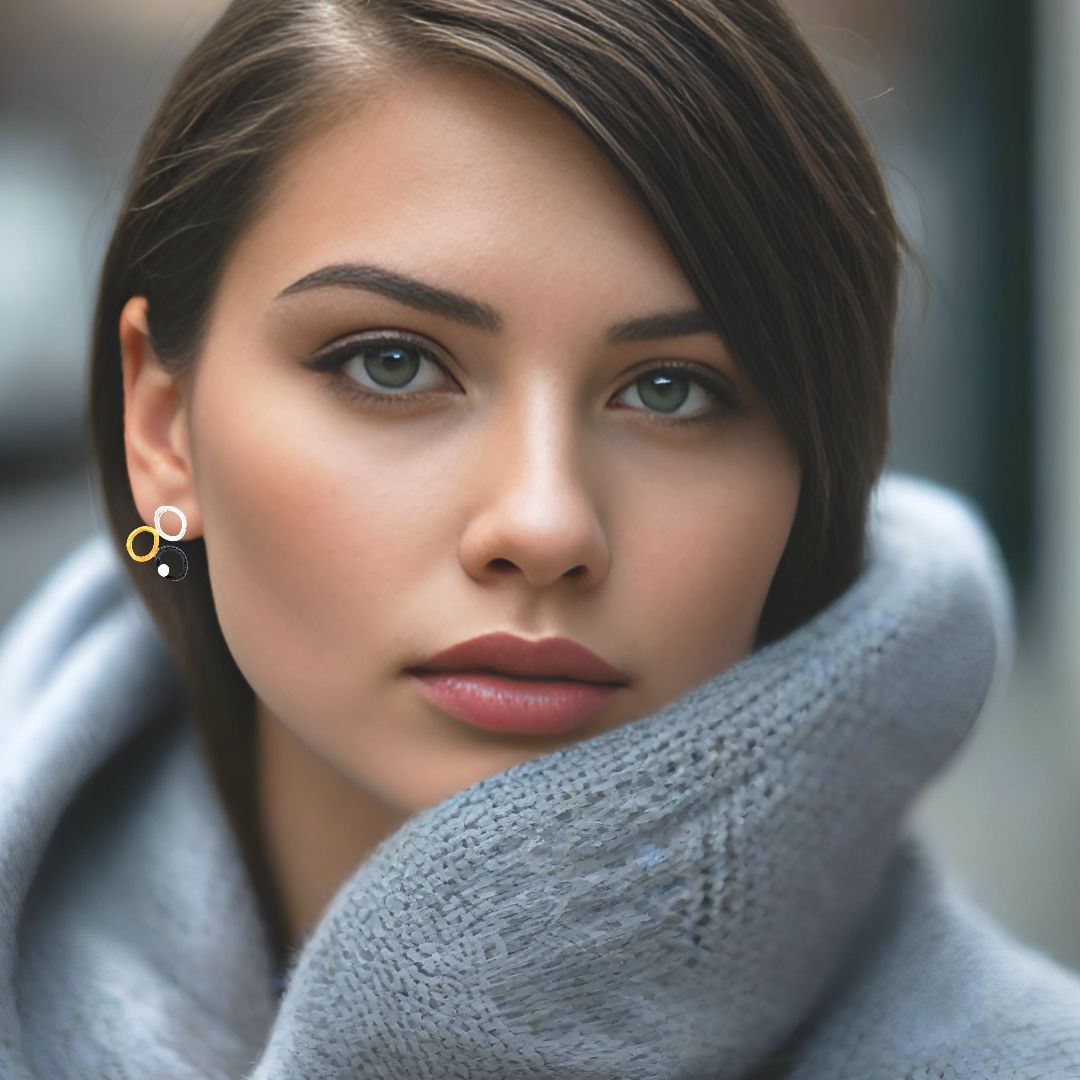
[409,631,629,686]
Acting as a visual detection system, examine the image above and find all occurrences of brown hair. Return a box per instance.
[87,0,912,974]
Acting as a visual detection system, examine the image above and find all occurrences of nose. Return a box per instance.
[457,386,611,590]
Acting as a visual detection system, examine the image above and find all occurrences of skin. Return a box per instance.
[120,63,801,951]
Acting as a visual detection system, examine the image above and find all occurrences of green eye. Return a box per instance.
[611,366,738,427]
[307,333,450,400]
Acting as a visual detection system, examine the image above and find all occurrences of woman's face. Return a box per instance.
[122,62,800,935]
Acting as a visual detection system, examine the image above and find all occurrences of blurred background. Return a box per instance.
[1,1,1078,971]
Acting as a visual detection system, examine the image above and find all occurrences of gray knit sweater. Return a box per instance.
[2,471,1080,1079]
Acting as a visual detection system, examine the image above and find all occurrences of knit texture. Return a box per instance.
[1,471,1079,1079]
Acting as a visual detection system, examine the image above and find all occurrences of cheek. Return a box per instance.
[623,452,798,691]
[188,357,421,721]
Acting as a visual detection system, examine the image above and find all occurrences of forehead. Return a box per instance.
[219,62,700,320]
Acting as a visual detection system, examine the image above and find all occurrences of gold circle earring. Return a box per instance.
[125,524,159,563]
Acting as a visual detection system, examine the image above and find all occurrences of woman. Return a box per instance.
[1,0,1078,1076]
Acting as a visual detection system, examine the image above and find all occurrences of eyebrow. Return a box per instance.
[274,262,722,346]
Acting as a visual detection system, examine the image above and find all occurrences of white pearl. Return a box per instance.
[157,564,170,577]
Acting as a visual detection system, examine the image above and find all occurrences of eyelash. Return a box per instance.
[303,330,742,429]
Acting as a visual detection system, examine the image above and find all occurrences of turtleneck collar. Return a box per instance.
[0,471,1013,1079]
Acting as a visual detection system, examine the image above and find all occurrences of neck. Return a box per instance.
[255,702,409,952]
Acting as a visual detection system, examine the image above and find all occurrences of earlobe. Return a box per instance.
[119,295,203,542]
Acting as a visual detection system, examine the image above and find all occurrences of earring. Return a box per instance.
[125,505,189,582]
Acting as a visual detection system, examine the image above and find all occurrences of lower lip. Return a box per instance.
[409,670,622,734]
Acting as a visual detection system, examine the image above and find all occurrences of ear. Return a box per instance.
[119,296,203,539]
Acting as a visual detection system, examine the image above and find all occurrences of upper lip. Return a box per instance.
[409,631,630,686]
